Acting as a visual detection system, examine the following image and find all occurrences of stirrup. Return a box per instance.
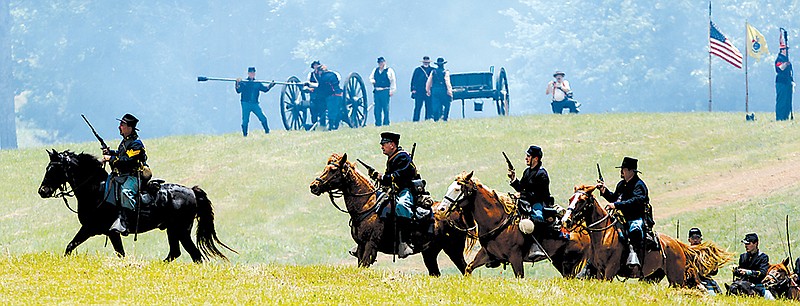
[626,245,640,266]
[525,243,546,261]
[397,243,413,259]
[109,217,128,236]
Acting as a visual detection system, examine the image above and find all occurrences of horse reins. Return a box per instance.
[444,181,516,240]
[48,157,101,214]
[315,162,378,220]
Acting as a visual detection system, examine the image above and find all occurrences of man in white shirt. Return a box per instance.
[546,71,579,114]
[370,57,397,126]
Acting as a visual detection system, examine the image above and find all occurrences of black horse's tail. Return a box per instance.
[192,186,237,260]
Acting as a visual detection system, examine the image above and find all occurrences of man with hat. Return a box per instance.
[369,57,397,126]
[425,57,453,121]
[102,113,148,235]
[410,56,434,122]
[596,156,651,276]
[235,67,275,136]
[688,227,722,295]
[775,43,793,121]
[368,131,428,258]
[305,60,327,128]
[508,145,552,259]
[733,233,773,299]
[546,71,579,114]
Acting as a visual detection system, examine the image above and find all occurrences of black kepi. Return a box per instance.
[380,132,400,144]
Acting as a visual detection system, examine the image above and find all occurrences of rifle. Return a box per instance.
[410,143,417,161]
[197,76,298,86]
[596,163,604,183]
[81,114,109,151]
[502,152,514,171]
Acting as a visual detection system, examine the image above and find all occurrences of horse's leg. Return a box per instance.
[359,241,378,267]
[107,233,125,258]
[442,238,468,275]
[163,227,182,262]
[177,227,204,263]
[64,226,93,256]
[509,253,525,278]
[642,268,665,284]
[465,248,491,276]
[421,247,441,277]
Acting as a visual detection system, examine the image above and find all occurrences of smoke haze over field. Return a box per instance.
[4,0,799,147]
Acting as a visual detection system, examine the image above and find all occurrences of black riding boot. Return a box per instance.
[109,208,128,236]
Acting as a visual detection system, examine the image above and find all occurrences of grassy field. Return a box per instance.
[2,112,800,304]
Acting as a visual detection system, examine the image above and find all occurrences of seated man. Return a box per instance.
[368,131,430,258]
[733,233,774,300]
[596,157,651,277]
[688,227,722,295]
[509,145,553,259]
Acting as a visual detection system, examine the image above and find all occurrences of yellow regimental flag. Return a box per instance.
[746,22,769,60]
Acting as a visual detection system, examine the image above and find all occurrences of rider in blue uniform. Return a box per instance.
[597,156,651,276]
[103,113,147,235]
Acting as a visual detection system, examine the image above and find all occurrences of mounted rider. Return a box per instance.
[102,113,148,235]
[369,131,431,258]
[596,156,653,276]
[508,145,554,259]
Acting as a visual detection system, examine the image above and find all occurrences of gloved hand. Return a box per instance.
[102,148,110,156]
[369,170,381,181]
[507,169,515,181]
[380,174,392,186]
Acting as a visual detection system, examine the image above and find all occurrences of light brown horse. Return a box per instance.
[560,185,730,286]
[764,257,800,300]
[309,153,469,276]
[433,171,591,278]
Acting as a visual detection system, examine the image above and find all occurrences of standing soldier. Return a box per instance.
[370,57,396,126]
[596,157,652,277]
[306,60,327,129]
[775,43,793,121]
[316,65,344,130]
[426,57,453,121]
[410,56,434,121]
[235,67,275,136]
[508,145,551,259]
[103,113,147,235]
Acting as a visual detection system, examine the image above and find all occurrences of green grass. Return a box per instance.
[2,112,800,303]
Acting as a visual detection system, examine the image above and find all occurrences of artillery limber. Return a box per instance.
[449,66,510,118]
[198,72,369,131]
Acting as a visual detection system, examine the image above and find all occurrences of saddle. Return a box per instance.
[138,178,165,207]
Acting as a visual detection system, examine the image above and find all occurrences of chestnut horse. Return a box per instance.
[433,171,591,278]
[560,185,730,286]
[309,153,469,276]
[763,257,800,300]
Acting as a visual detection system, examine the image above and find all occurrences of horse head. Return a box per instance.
[434,171,476,219]
[38,149,75,198]
[764,257,794,292]
[726,280,759,296]
[310,153,356,196]
[38,149,105,199]
[560,184,598,229]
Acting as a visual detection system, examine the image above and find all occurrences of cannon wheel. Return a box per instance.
[495,67,510,116]
[280,76,309,130]
[343,72,369,128]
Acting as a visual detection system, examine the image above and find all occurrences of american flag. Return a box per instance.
[710,21,743,69]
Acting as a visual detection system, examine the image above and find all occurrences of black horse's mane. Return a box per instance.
[61,150,105,172]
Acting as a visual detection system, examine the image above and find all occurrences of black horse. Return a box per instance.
[37,149,235,262]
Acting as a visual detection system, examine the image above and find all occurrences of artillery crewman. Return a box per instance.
[368,132,429,258]
[306,60,327,128]
[596,156,652,276]
[235,67,275,136]
[410,56,434,121]
[103,113,147,235]
[425,57,453,121]
[733,233,774,299]
[316,65,343,130]
[508,145,551,259]
[370,57,396,126]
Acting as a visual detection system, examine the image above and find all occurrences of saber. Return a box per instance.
[197,76,304,86]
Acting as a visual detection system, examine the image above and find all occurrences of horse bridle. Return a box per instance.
[314,160,377,216]
[442,179,517,240]
[565,190,618,233]
[765,268,799,292]
[43,154,94,214]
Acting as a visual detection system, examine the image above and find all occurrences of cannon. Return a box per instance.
[449,66,510,117]
[198,73,369,131]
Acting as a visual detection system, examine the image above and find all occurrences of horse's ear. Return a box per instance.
[465,171,474,181]
[573,185,579,192]
[784,256,791,267]
[340,153,348,167]
[724,283,730,291]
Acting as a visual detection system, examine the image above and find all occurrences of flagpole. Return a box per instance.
[708,0,713,112]
[745,21,750,113]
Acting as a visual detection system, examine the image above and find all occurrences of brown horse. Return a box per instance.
[433,171,591,278]
[763,257,800,300]
[560,185,730,286]
[309,153,469,276]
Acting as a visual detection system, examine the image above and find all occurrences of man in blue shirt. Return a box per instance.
[235,67,275,136]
